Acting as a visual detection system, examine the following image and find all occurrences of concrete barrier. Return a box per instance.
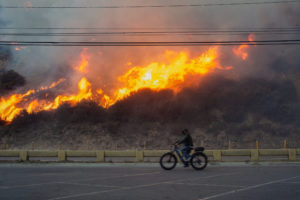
[0,151,19,157]
[221,149,251,156]
[28,151,57,157]
[105,150,136,157]
[259,149,288,156]
[0,149,299,163]
[66,151,96,157]
[144,150,169,157]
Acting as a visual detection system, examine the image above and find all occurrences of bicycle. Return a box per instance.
[159,144,208,170]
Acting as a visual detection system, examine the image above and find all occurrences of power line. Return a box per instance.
[0,30,300,37]
[1,40,300,46]
[2,0,300,9]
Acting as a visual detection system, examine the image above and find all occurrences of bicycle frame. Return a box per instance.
[172,145,186,163]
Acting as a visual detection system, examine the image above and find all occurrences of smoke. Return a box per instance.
[0,0,298,87]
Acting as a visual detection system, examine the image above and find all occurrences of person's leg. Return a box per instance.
[181,146,190,160]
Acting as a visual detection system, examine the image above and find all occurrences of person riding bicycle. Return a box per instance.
[176,129,193,167]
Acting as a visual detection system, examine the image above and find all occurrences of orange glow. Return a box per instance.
[0,90,35,122]
[233,33,256,60]
[106,47,221,106]
[33,77,92,111]
[0,47,233,123]
[15,46,26,51]
[39,78,65,91]
[73,48,90,73]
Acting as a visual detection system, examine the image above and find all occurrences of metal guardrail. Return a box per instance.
[0,149,299,162]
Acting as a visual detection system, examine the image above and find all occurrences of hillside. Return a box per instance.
[1,75,299,150]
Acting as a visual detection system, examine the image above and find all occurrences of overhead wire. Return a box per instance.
[1,40,300,46]
[0,28,299,37]
[1,0,300,9]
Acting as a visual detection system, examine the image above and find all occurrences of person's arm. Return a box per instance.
[176,135,188,145]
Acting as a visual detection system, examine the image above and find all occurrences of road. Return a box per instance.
[0,163,299,200]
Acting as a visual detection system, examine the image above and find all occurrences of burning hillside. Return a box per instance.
[1,45,234,124]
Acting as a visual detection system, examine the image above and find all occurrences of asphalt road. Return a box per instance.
[0,163,299,200]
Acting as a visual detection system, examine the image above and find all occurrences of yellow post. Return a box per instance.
[96,151,105,162]
[213,150,222,162]
[58,151,66,161]
[250,149,259,161]
[228,140,231,150]
[256,140,259,149]
[288,149,296,161]
[136,150,144,162]
[19,151,28,161]
[283,139,287,149]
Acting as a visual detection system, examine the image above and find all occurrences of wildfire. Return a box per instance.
[39,78,65,91]
[106,47,221,106]
[0,90,35,122]
[0,47,233,123]
[73,48,90,73]
[233,33,256,60]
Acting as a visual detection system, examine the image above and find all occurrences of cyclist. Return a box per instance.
[176,129,193,167]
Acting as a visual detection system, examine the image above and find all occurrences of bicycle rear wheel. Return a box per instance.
[160,152,177,170]
[190,152,208,170]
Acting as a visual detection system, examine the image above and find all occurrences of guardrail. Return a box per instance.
[0,149,299,162]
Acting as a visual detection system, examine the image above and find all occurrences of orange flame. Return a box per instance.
[39,78,65,91]
[233,33,256,60]
[0,47,232,123]
[0,90,35,122]
[103,47,221,106]
[73,48,90,73]
[27,77,92,113]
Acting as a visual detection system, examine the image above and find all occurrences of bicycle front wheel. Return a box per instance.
[190,152,208,170]
[159,152,177,170]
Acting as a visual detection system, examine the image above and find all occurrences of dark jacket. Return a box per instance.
[177,134,193,146]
